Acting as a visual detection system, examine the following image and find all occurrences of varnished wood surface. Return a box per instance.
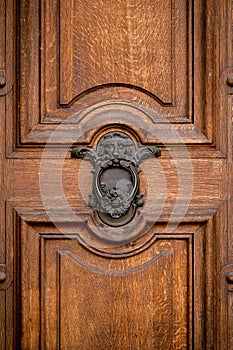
[20,227,192,349]
[0,0,233,349]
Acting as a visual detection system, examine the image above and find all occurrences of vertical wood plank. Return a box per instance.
[0,291,6,349]
[0,0,6,75]
[21,223,40,350]
[59,0,73,104]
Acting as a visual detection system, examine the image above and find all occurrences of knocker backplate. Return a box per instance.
[71,131,160,227]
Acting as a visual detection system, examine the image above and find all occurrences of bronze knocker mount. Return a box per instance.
[71,131,160,227]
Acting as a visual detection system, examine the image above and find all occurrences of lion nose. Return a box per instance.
[113,145,119,157]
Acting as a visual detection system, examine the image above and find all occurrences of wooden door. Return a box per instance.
[0,0,232,349]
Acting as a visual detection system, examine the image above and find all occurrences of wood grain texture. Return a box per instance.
[0,0,6,76]
[60,0,188,108]
[15,0,222,151]
[20,222,40,349]
[70,0,182,103]
[58,241,188,349]
[16,0,213,140]
[12,158,224,201]
[0,10,14,342]
[0,0,13,97]
[0,291,5,349]
[228,291,233,349]
[19,219,197,349]
[6,200,226,348]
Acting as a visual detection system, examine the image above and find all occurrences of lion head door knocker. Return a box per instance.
[71,132,161,227]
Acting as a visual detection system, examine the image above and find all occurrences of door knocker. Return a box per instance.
[71,131,160,227]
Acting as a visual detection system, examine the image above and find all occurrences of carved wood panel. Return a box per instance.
[13,0,223,153]
[18,216,209,349]
[23,0,191,118]
[0,0,13,97]
[59,0,189,108]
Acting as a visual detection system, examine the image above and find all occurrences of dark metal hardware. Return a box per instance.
[227,272,233,284]
[0,76,6,88]
[227,75,233,86]
[0,271,6,283]
[71,131,160,227]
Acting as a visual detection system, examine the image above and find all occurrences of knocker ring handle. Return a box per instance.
[71,131,161,227]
